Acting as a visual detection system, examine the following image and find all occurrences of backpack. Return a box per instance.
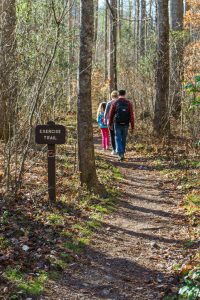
[101,114,106,126]
[114,100,130,125]
[98,112,107,127]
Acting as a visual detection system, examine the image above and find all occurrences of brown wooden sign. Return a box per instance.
[35,121,66,203]
[35,123,66,144]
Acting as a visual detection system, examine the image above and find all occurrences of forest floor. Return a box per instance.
[0,134,199,300]
[41,140,198,300]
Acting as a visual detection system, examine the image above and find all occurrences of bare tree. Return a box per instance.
[140,0,146,57]
[169,0,184,117]
[67,0,75,112]
[153,0,170,136]
[77,0,103,192]
[128,0,133,42]
[135,0,140,64]
[118,0,122,42]
[107,0,118,92]
[94,0,99,45]
[104,4,108,81]
[0,0,17,140]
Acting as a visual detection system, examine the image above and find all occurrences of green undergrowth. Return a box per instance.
[163,164,199,234]
[96,157,123,182]
[164,267,200,300]
[2,115,121,298]
[178,267,200,300]
[184,193,200,218]
[1,147,121,299]
[0,236,10,250]
[127,140,200,300]
[4,268,48,298]
[157,157,199,300]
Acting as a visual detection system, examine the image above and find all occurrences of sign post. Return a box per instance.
[47,143,56,203]
[35,121,66,204]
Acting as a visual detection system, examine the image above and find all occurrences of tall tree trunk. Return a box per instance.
[140,0,146,56]
[133,0,137,61]
[118,0,122,42]
[128,0,133,42]
[117,0,122,67]
[77,0,102,192]
[155,0,158,28]
[108,0,117,92]
[104,4,108,81]
[94,0,99,44]
[169,0,184,117]
[133,0,136,40]
[136,0,140,65]
[146,0,153,52]
[67,0,74,112]
[153,0,170,137]
[93,0,99,64]
[0,0,17,140]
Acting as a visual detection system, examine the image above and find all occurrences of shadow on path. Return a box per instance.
[60,244,171,300]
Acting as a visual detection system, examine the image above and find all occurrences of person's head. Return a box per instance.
[111,90,119,99]
[118,90,126,96]
[97,102,107,117]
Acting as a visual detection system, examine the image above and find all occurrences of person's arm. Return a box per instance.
[128,101,135,130]
[104,102,110,124]
[108,102,116,127]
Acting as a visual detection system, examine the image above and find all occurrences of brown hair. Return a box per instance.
[119,90,126,96]
[97,102,107,119]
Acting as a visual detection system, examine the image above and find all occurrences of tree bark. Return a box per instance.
[0,0,17,140]
[153,0,170,137]
[67,0,74,112]
[108,0,117,92]
[128,0,133,42]
[136,0,140,64]
[118,0,122,42]
[77,0,102,192]
[169,0,184,117]
[104,4,108,81]
[140,0,146,57]
[94,0,99,44]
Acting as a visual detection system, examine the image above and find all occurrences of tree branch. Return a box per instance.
[105,0,114,19]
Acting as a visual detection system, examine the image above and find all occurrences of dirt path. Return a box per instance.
[44,149,190,300]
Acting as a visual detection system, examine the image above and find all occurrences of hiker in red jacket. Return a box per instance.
[108,90,134,161]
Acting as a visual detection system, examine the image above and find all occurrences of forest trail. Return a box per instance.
[44,144,190,300]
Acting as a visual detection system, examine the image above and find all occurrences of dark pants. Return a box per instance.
[109,128,116,151]
[114,124,129,156]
